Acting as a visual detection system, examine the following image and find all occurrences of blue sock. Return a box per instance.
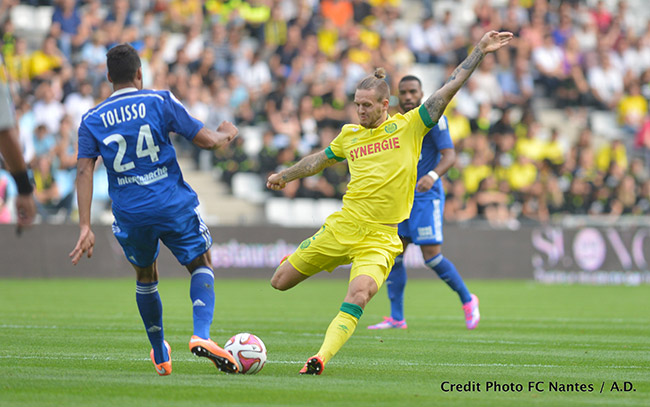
[386,255,407,321]
[136,281,168,363]
[190,267,215,339]
[426,254,472,304]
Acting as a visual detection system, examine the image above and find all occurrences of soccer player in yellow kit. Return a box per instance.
[267,31,513,375]
[0,55,36,229]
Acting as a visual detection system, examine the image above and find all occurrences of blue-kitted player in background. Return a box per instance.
[368,75,480,331]
[69,43,240,375]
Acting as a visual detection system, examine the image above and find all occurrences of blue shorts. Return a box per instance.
[112,207,212,267]
[398,196,445,245]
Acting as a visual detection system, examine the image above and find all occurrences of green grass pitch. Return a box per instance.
[0,278,648,407]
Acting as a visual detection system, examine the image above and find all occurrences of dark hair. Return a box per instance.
[356,67,390,101]
[399,75,422,88]
[106,43,141,85]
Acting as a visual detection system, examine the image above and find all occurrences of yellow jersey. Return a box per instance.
[325,105,435,224]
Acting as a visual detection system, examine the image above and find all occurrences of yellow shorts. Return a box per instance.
[287,211,402,290]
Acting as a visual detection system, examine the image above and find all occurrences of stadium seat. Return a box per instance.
[11,5,53,36]
[232,172,268,204]
[590,110,624,141]
[240,126,265,157]
[265,197,293,226]
[411,64,446,96]
[315,199,343,224]
[265,198,324,227]
[291,198,318,227]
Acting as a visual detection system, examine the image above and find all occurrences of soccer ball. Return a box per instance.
[224,333,267,374]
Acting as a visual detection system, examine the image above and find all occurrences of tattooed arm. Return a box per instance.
[267,150,339,190]
[423,31,513,124]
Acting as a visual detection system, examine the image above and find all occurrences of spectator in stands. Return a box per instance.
[616,35,642,78]
[208,22,232,76]
[564,177,593,215]
[238,48,272,108]
[407,16,438,64]
[215,136,256,188]
[462,151,492,195]
[31,124,55,165]
[452,78,480,125]
[596,138,628,173]
[610,174,638,215]
[32,153,71,222]
[552,9,573,48]
[635,115,650,169]
[32,82,64,135]
[591,0,613,33]
[588,183,613,215]
[50,0,81,59]
[80,30,108,79]
[628,157,648,182]
[64,80,93,129]
[62,60,87,99]
[475,175,512,227]
[519,11,546,51]
[634,179,650,214]
[166,0,203,31]
[521,180,549,223]
[298,95,320,154]
[544,128,565,166]
[321,0,354,30]
[588,51,624,110]
[533,33,566,99]
[183,25,205,64]
[543,175,566,215]
[516,121,547,162]
[471,54,505,108]
[444,179,477,222]
[389,36,416,72]
[4,37,31,93]
[29,35,64,84]
[105,0,133,29]
[508,154,538,195]
[4,0,650,225]
[441,104,469,146]
[264,3,288,48]
[498,54,534,107]
[558,35,591,110]
[617,80,647,133]
[14,98,35,165]
[269,95,301,147]
[258,129,279,179]
[314,81,350,129]
[574,144,598,182]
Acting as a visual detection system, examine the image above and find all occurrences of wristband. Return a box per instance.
[11,171,34,195]
[427,170,439,183]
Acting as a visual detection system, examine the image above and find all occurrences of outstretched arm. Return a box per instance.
[192,121,239,150]
[423,31,513,124]
[267,150,339,190]
[70,157,97,265]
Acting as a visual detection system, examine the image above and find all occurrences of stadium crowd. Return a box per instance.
[1,0,649,226]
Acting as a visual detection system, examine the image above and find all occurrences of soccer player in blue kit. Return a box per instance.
[368,75,480,331]
[69,44,240,375]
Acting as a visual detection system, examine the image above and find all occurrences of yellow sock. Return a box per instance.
[317,302,363,365]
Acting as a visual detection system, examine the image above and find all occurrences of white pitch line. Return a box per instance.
[0,354,647,370]
[1,325,647,350]
[0,324,59,329]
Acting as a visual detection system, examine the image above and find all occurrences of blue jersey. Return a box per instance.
[414,115,453,200]
[78,87,203,225]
